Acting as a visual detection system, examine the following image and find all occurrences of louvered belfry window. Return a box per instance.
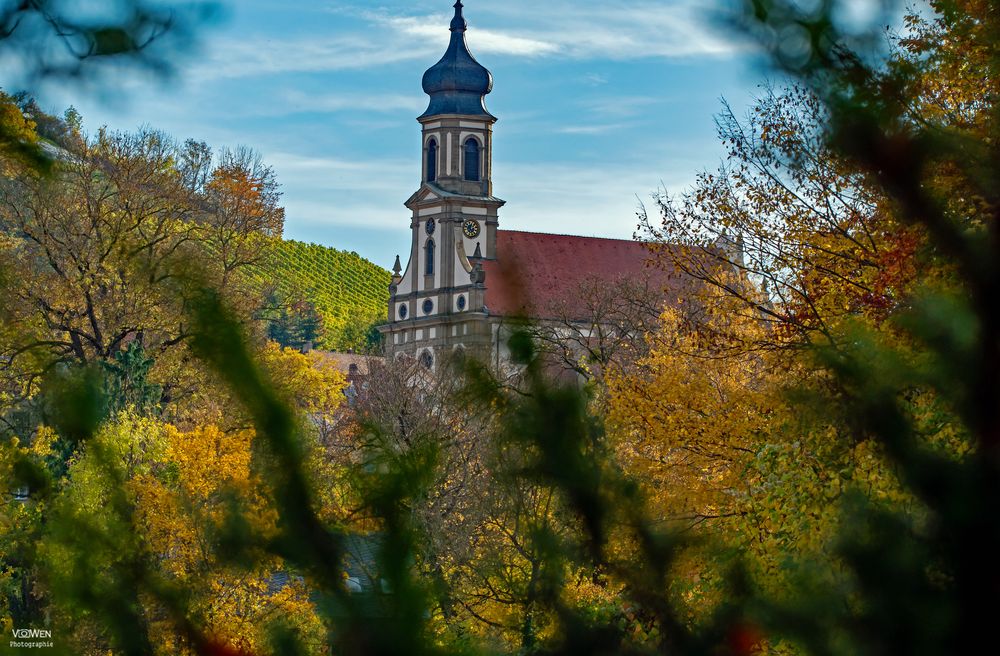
[464,138,480,182]
[427,139,438,182]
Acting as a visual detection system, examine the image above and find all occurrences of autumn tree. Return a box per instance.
[0,127,197,420]
[639,83,919,355]
[349,354,624,652]
[614,0,996,652]
[202,146,284,293]
[1,339,346,655]
[0,117,289,427]
[0,91,45,175]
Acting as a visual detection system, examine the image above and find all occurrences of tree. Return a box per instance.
[264,291,324,351]
[179,139,213,195]
[0,124,288,426]
[525,274,668,386]
[0,126,202,424]
[202,146,284,292]
[3,2,996,655]
[639,83,924,356]
[625,0,999,652]
[0,91,45,175]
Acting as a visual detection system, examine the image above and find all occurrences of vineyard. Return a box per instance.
[263,239,390,351]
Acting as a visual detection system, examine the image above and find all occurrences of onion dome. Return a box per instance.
[420,1,495,119]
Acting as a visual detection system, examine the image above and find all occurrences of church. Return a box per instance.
[380,2,673,369]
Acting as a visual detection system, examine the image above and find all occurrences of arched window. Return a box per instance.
[464,138,480,182]
[425,239,435,276]
[427,139,438,182]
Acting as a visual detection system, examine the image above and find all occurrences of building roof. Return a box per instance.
[479,230,688,320]
[420,1,495,119]
[312,351,375,378]
[406,182,506,207]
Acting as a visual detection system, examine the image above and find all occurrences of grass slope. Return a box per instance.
[268,240,390,351]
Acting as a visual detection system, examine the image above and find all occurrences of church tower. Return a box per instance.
[381,1,505,367]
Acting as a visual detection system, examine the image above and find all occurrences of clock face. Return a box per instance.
[462,219,481,239]
[425,219,435,235]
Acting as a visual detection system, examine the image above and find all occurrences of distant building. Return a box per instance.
[380,2,680,369]
[312,351,375,405]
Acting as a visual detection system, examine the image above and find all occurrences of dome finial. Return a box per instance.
[420,0,494,119]
[451,1,467,32]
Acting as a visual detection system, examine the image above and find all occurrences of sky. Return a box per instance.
[22,0,778,269]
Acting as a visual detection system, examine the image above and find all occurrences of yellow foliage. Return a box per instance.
[607,294,781,528]
[37,413,327,655]
[0,90,40,176]
[260,341,347,422]
[606,284,919,624]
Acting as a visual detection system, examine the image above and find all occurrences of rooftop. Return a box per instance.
[479,231,692,321]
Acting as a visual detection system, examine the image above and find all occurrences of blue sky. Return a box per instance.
[25,0,776,269]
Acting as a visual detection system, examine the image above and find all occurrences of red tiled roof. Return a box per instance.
[480,230,687,320]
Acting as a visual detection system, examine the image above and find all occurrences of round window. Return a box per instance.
[420,351,434,369]
[457,295,467,311]
[398,304,408,319]
[422,299,434,315]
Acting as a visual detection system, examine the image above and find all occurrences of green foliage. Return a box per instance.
[265,294,324,351]
[101,341,163,417]
[257,240,390,352]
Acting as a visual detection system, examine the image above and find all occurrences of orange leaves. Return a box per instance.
[204,149,284,239]
[206,165,279,235]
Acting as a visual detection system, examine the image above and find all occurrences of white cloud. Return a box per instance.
[185,33,437,82]
[249,91,424,117]
[185,1,748,83]
[378,2,747,61]
[378,13,561,57]
[268,152,415,230]
[474,0,750,60]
